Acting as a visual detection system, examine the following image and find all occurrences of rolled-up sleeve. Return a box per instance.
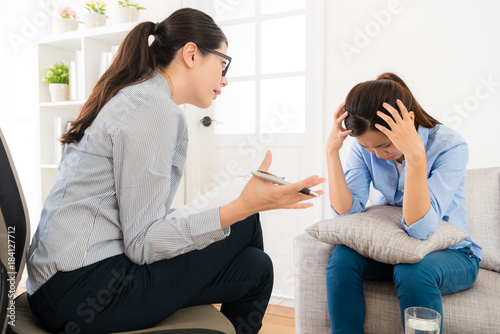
[331,142,371,217]
[402,142,468,239]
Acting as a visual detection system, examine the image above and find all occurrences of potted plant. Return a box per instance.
[42,61,70,102]
[54,7,81,33]
[116,0,145,24]
[83,0,107,29]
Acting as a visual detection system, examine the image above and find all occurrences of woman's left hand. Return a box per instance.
[374,99,425,160]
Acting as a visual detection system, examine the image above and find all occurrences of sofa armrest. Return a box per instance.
[294,232,334,334]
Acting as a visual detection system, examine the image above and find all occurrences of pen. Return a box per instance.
[298,187,319,197]
[251,170,320,197]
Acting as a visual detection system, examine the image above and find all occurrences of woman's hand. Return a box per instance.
[325,102,353,215]
[219,151,326,228]
[375,100,425,162]
[326,102,352,154]
[376,100,430,225]
[242,150,325,210]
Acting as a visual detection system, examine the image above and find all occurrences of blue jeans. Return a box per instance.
[326,245,480,334]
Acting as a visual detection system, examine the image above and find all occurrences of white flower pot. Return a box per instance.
[116,7,140,24]
[83,12,107,29]
[54,18,79,34]
[48,84,69,102]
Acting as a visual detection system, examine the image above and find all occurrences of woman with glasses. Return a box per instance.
[26,8,324,334]
[325,72,481,333]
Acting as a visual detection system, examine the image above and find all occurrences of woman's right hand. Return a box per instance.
[326,102,352,154]
[325,102,354,215]
[241,150,325,211]
[219,150,326,229]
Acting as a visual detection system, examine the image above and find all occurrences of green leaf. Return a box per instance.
[42,61,69,84]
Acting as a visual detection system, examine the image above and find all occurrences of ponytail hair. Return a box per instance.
[61,8,227,144]
[344,72,440,137]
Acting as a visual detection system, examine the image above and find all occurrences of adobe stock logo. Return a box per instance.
[8,0,71,54]
[339,0,404,63]
[443,74,500,129]
[58,269,135,334]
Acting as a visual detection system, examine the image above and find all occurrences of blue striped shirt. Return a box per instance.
[27,71,228,294]
[332,124,482,259]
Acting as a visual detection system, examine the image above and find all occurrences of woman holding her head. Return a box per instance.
[27,8,324,334]
[325,72,481,333]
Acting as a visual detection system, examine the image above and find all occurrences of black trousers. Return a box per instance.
[28,214,273,334]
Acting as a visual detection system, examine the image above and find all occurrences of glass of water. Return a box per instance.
[404,307,441,334]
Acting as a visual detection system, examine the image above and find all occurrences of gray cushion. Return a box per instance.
[306,205,468,264]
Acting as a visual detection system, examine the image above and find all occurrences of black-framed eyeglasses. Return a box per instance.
[199,46,232,77]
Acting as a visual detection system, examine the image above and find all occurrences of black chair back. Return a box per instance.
[0,262,8,332]
[0,127,30,295]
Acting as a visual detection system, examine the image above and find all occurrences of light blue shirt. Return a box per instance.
[333,124,482,259]
[27,72,228,294]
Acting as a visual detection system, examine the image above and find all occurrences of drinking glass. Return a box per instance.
[404,307,441,334]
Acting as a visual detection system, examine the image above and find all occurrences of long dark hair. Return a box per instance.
[344,72,440,137]
[61,8,227,144]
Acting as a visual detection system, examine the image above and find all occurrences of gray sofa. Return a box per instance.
[294,167,500,333]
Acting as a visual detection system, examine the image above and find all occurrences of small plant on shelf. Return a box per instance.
[118,0,145,10]
[84,0,107,16]
[42,62,70,102]
[116,0,144,23]
[83,0,107,27]
[54,7,82,33]
[57,7,80,20]
[42,61,69,84]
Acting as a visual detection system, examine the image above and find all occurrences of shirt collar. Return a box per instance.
[152,70,173,99]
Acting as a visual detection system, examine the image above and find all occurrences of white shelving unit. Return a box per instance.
[37,22,139,202]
